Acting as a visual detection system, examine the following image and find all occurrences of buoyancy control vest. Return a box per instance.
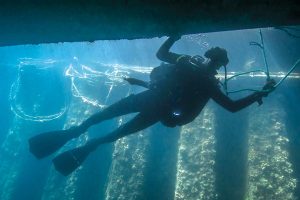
[150,56,219,127]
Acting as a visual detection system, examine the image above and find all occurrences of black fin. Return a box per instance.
[29,130,73,159]
[52,145,93,176]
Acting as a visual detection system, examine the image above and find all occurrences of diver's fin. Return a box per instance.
[29,130,75,159]
[52,143,95,176]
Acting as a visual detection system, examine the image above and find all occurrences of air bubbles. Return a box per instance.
[183,34,210,50]
[10,58,69,122]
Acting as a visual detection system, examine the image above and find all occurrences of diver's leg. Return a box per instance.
[69,91,155,138]
[52,112,160,175]
[29,91,157,159]
[85,112,159,150]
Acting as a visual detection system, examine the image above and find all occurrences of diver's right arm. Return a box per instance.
[211,78,275,112]
[211,87,265,113]
[156,36,182,64]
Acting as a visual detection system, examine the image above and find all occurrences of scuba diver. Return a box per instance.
[29,36,275,176]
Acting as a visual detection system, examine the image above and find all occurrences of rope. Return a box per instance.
[273,59,300,89]
[223,29,270,94]
[224,66,228,95]
[259,29,271,80]
[225,59,300,94]
[224,70,267,94]
[274,27,300,38]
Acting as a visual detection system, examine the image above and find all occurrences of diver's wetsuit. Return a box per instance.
[72,37,263,145]
[28,36,273,173]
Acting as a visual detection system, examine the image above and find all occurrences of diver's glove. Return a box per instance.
[123,77,150,89]
[256,79,276,105]
[123,77,139,85]
[261,79,276,96]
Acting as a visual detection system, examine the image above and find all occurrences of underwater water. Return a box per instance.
[0,27,300,200]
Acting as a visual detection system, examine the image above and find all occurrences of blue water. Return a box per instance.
[0,28,300,200]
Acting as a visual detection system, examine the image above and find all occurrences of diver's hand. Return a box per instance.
[255,79,276,105]
[254,91,264,106]
[123,77,138,85]
[261,79,276,97]
[123,77,150,89]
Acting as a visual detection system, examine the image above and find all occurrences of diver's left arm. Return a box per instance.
[156,36,182,64]
[211,87,265,113]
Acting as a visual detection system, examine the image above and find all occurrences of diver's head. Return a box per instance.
[204,47,229,70]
